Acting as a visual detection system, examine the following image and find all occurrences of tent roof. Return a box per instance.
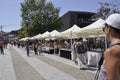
[30,33,42,40]
[41,31,50,38]
[20,37,30,41]
[50,30,60,37]
[78,18,105,37]
[61,24,81,34]
[61,24,82,38]
[82,18,105,30]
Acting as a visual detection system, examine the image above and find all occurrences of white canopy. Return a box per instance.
[35,34,41,39]
[49,30,61,39]
[19,37,30,41]
[30,36,35,40]
[77,18,105,37]
[31,33,41,40]
[41,31,50,39]
[42,30,61,39]
[61,24,82,39]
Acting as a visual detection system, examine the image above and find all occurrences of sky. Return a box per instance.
[0,0,120,32]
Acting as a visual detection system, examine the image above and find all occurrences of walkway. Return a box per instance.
[0,45,98,80]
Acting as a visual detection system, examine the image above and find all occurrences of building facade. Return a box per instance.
[59,11,95,31]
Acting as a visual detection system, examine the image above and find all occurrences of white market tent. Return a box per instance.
[77,18,107,49]
[49,30,61,39]
[34,33,41,39]
[41,31,50,39]
[19,37,30,41]
[77,18,105,37]
[30,36,35,40]
[78,19,106,67]
[61,24,82,39]
[42,30,61,39]
[30,33,42,40]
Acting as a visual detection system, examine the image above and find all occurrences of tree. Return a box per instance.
[18,27,28,39]
[20,0,62,37]
[91,1,120,20]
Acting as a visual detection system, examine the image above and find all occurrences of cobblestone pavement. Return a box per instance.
[0,45,99,80]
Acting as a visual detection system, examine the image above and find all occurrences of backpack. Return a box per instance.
[77,44,87,53]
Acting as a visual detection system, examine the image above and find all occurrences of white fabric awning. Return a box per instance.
[77,18,105,37]
[41,31,50,39]
[61,24,82,39]
[19,37,30,41]
[49,30,61,39]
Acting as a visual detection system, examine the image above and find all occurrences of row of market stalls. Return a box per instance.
[19,18,106,67]
[20,18,105,41]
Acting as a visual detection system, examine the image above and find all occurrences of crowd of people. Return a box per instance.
[12,37,89,70]
[24,13,120,80]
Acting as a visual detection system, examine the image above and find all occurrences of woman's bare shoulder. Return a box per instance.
[104,46,120,60]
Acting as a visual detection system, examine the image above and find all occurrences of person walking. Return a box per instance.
[71,38,78,64]
[33,42,38,55]
[83,38,88,65]
[38,40,42,55]
[100,13,120,80]
[25,40,30,57]
[0,39,4,55]
[76,38,87,70]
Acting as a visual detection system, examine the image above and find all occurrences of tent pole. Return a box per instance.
[54,39,55,54]
[96,34,99,67]
[70,31,73,60]
[70,31,72,50]
[105,36,107,49]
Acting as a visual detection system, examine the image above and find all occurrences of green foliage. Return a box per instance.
[92,2,120,20]
[19,0,62,37]
[18,27,28,39]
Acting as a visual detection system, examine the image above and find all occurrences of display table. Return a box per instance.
[42,47,54,54]
[87,51,102,67]
[59,48,102,66]
[59,48,71,60]
[42,47,102,66]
